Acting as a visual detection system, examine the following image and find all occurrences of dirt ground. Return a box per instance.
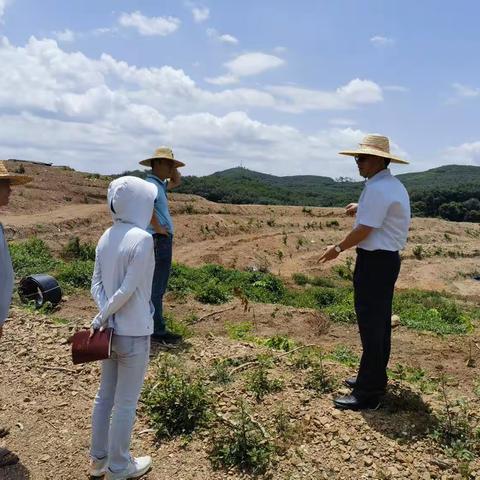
[1,161,480,479]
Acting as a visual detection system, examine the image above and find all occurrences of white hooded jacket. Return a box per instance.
[91,176,157,336]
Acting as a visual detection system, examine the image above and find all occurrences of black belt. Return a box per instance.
[356,247,398,256]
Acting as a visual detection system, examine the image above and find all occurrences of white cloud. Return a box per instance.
[118,11,180,36]
[452,83,480,98]
[274,46,287,54]
[370,35,395,47]
[226,52,285,77]
[192,6,210,23]
[444,141,480,165]
[207,52,285,86]
[54,29,75,42]
[206,28,238,45]
[0,0,11,21]
[268,79,383,113]
[0,35,391,177]
[205,74,238,86]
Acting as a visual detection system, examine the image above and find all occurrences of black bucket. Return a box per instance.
[18,274,62,308]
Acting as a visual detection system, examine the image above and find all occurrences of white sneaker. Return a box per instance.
[105,456,152,480]
[90,456,108,477]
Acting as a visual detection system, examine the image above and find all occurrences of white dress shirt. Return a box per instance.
[355,169,411,251]
[91,176,157,336]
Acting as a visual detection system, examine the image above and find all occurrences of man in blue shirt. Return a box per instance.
[140,148,185,344]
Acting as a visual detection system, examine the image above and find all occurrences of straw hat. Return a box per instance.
[139,147,185,168]
[339,134,409,164]
[0,161,33,185]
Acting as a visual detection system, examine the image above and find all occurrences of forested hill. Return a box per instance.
[121,165,480,221]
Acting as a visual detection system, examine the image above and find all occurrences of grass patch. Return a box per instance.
[389,364,439,394]
[55,259,94,289]
[394,290,476,335]
[9,238,59,279]
[328,345,359,368]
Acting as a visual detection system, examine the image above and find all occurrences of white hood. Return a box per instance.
[107,176,157,230]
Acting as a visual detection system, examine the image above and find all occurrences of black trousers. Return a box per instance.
[352,248,401,399]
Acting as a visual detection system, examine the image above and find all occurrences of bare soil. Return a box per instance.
[1,161,479,479]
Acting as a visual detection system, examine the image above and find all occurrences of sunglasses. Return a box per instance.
[354,155,369,163]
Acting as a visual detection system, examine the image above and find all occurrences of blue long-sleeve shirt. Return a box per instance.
[0,223,14,327]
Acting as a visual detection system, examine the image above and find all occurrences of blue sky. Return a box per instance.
[0,0,479,178]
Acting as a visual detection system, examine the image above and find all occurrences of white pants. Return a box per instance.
[90,335,150,473]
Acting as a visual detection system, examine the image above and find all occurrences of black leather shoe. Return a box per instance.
[333,394,381,411]
[151,331,183,344]
[344,377,357,389]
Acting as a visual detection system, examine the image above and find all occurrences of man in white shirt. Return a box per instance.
[319,134,411,410]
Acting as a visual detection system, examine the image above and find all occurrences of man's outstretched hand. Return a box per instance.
[345,203,358,216]
[318,245,340,264]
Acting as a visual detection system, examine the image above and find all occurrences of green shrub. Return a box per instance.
[61,237,96,261]
[310,276,336,288]
[292,273,309,286]
[210,401,275,475]
[195,279,230,304]
[290,346,323,370]
[9,238,59,279]
[413,245,425,260]
[142,359,211,439]
[210,359,233,384]
[323,291,356,324]
[164,313,192,338]
[262,335,295,352]
[332,257,354,281]
[313,287,340,307]
[226,321,254,341]
[55,260,94,289]
[247,364,284,401]
[305,356,336,393]
[432,385,480,461]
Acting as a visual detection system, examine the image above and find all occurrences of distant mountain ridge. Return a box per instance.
[174,165,480,221]
[119,164,480,221]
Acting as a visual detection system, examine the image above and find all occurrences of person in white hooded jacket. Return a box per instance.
[89,176,157,480]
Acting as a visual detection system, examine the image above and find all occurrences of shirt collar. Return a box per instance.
[147,173,166,184]
[366,168,391,185]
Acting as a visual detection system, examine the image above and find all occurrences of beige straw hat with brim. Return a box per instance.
[339,134,409,164]
[0,161,33,185]
[139,147,186,168]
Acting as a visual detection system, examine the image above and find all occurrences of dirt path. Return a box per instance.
[2,204,107,228]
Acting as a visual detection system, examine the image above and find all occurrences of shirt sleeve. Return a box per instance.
[356,186,391,228]
[90,249,108,311]
[91,235,154,329]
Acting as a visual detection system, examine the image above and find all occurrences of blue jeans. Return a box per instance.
[90,335,150,472]
[151,234,173,335]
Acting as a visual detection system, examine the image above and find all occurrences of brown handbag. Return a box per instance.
[71,328,113,365]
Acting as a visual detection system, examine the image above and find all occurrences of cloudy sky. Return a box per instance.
[0,0,478,178]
